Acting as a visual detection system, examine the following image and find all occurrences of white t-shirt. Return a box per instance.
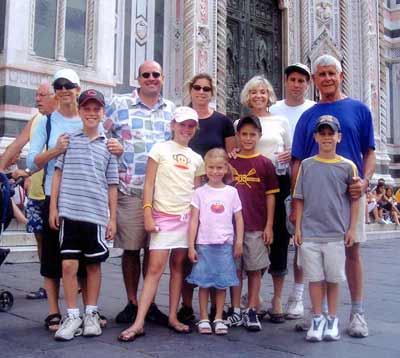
[270,99,315,137]
[148,140,204,215]
[256,115,292,162]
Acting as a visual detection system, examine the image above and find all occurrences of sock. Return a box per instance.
[322,300,328,314]
[351,301,364,315]
[232,307,241,315]
[85,305,98,315]
[67,308,80,318]
[292,283,304,300]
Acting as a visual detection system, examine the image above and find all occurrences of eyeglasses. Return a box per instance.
[53,80,78,90]
[192,84,212,92]
[140,72,162,79]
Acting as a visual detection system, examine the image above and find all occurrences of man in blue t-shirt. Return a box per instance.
[291,55,375,338]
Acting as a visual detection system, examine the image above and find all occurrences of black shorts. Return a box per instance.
[268,173,291,277]
[60,218,109,264]
[41,197,86,279]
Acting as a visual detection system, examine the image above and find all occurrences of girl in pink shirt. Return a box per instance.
[187,148,244,335]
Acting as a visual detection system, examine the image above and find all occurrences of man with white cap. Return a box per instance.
[270,63,315,320]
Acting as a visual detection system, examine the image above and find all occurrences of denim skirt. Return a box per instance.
[186,243,239,289]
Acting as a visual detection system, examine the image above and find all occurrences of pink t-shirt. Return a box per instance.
[191,184,242,245]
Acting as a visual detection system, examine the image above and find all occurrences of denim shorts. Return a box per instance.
[186,243,239,289]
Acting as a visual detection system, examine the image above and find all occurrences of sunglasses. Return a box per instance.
[192,84,212,92]
[140,71,162,79]
[53,80,78,90]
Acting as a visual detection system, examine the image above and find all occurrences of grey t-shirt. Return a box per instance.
[293,155,357,242]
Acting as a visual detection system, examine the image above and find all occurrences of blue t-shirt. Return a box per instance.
[291,98,375,176]
[27,111,84,195]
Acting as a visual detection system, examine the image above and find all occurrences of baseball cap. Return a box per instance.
[53,69,80,86]
[315,115,341,132]
[78,89,105,107]
[284,63,311,80]
[172,106,199,123]
[236,115,262,133]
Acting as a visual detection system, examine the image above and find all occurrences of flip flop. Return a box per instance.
[44,313,61,331]
[267,309,285,324]
[168,322,192,334]
[117,328,145,342]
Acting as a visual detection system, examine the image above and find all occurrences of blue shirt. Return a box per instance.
[291,98,375,176]
[27,111,83,195]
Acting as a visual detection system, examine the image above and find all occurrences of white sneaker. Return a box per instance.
[243,308,262,331]
[83,311,102,337]
[54,316,83,341]
[348,313,369,338]
[306,315,326,342]
[224,310,243,327]
[323,316,340,341]
[285,297,304,319]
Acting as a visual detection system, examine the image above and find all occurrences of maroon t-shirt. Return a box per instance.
[230,154,279,231]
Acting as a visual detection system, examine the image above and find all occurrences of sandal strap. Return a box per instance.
[197,319,211,327]
[213,319,227,329]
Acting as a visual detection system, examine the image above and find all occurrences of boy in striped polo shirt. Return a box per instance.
[49,89,119,341]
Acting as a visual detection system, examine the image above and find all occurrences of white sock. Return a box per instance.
[233,307,241,315]
[85,305,98,315]
[67,308,80,318]
[292,283,304,300]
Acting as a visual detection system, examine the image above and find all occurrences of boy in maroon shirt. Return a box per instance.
[226,115,279,331]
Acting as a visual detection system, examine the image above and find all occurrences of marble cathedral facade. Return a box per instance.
[0,0,398,184]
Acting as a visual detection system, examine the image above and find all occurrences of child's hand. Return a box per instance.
[344,229,355,247]
[263,227,273,246]
[106,220,116,241]
[144,214,159,233]
[49,209,59,231]
[294,231,302,246]
[188,247,198,263]
[233,241,243,259]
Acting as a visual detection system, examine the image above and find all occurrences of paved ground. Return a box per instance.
[1,239,400,358]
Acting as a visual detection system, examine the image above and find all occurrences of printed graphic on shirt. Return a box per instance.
[232,167,261,188]
[173,153,191,170]
[210,201,225,214]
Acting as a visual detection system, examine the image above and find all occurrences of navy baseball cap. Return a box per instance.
[236,115,262,133]
[315,115,341,132]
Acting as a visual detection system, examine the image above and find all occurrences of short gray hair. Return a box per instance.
[240,75,277,108]
[312,55,342,74]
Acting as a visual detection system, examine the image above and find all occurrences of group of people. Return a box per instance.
[366,178,400,225]
[0,54,375,344]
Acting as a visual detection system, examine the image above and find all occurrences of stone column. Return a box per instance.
[183,0,216,106]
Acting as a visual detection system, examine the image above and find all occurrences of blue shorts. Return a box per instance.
[26,198,45,233]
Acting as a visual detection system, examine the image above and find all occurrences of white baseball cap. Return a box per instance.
[172,106,199,123]
[53,69,80,86]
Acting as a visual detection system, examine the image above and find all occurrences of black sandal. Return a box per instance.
[44,313,61,331]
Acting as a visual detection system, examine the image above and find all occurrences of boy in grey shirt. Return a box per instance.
[293,115,359,342]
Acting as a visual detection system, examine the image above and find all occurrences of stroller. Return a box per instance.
[0,172,21,312]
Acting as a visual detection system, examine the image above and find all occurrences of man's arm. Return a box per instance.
[349,149,376,199]
[0,118,33,171]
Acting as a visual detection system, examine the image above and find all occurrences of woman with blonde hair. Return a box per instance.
[227,75,291,327]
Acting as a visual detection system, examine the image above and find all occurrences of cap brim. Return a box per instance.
[78,98,105,107]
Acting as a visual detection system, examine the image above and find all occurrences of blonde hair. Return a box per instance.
[240,75,277,108]
[204,148,233,184]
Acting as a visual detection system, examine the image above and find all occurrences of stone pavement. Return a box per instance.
[1,239,400,358]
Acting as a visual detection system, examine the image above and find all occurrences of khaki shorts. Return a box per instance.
[355,194,366,243]
[298,241,346,283]
[114,192,148,251]
[236,231,270,272]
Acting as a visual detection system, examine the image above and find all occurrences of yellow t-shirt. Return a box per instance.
[28,113,45,200]
[148,140,204,215]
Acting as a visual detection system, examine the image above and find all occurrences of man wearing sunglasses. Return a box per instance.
[104,60,175,327]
